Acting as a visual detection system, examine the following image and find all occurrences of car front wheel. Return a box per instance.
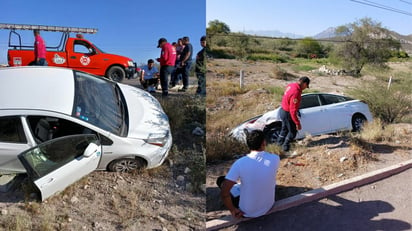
[352,114,367,132]
[264,122,282,144]
[108,158,146,172]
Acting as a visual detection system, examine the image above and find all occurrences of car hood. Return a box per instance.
[118,83,170,139]
[103,53,133,64]
[229,108,281,142]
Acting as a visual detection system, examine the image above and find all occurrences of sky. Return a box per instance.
[207,0,412,37]
[0,0,206,65]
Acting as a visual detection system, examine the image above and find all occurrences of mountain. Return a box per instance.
[242,30,304,39]
[313,27,338,39]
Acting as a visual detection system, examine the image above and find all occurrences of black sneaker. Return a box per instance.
[216,176,226,189]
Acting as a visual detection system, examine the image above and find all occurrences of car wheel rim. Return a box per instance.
[111,71,122,82]
[113,160,138,172]
[267,128,280,144]
[354,117,365,131]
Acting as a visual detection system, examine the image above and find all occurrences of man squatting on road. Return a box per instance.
[218,129,280,218]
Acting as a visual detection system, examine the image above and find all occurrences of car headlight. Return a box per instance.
[144,131,169,147]
[127,61,134,67]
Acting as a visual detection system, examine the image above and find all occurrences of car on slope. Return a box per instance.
[0,66,172,174]
[229,93,373,144]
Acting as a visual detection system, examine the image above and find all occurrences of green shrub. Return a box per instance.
[292,65,316,72]
[208,49,236,59]
[348,82,411,123]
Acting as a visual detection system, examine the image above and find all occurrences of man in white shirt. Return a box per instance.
[140,59,159,93]
[219,129,280,218]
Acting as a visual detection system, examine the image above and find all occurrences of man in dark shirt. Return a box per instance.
[177,36,193,92]
[195,36,207,95]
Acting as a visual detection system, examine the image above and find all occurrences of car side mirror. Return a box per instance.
[83,142,99,157]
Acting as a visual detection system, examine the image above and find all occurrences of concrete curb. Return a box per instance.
[206,158,412,231]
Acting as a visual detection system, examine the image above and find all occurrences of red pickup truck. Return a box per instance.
[4,24,138,82]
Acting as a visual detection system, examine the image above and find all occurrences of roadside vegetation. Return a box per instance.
[207,18,410,73]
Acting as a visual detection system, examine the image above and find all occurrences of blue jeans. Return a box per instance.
[178,61,192,89]
[36,58,48,66]
[160,65,174,95]
[276,107,297,151]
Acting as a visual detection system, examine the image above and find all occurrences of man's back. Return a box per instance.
[226,151,280,217]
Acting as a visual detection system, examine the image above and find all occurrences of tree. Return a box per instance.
[206,20,231,50]
[206,20,231,35]
[333,18,401,76]
[295,37,324,58]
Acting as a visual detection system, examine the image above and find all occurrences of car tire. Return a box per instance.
[107,66,125,82]
[264,122,282,144]
[108,158,146,172]
[352,114,367,132]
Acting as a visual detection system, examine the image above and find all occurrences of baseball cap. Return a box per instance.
[157,38,167,48]
[299,76,310,88]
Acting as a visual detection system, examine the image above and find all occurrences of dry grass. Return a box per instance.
[360,119,395,142]
[270,65,297,80]
[111,189,140,226]
[349,134,378,166]
[2,214,31,231]
[206,134,248,162]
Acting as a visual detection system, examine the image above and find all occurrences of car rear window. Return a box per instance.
[0,116,27,143]
[321,94,354,105]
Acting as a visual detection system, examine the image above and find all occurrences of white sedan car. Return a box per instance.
[0,66,172,174]
[230,93,373,143]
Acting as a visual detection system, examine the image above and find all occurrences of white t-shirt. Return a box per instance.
[226,151,280,218]
[141,65,159,80]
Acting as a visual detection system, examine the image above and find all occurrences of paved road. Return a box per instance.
[221,168,412,231]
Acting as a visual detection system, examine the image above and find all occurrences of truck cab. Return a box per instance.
[3,23,138,82]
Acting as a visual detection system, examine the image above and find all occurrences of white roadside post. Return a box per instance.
[387,76,392,90]
[240,69,244,89]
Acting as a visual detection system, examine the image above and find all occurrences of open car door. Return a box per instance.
[18,134,102,201]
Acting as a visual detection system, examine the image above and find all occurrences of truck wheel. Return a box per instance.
[107,66,125,82]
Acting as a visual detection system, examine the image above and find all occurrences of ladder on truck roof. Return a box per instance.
[1,23,98,50]
[0,23,98,34]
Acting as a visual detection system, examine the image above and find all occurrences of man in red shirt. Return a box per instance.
[33,29,47,66]
[276,76,310,152]
[157,38,176,96]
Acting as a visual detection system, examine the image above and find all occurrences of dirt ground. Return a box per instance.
[0,78,206,231]
[206,59,412,219]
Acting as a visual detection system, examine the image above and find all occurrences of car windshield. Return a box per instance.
[93,44,105,53]
[72,71,128,136]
